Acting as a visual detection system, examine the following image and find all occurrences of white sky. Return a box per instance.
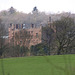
[0,0,75,13]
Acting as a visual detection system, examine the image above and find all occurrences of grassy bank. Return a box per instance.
[0,54,75,75]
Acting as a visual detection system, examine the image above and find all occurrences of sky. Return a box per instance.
[0,0,75,14]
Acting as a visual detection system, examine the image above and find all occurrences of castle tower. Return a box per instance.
[8,23,15,43]
[48,17,56,32]
[48,17,52,27]
[32,6,38,14]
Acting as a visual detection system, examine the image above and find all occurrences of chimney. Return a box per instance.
[31,24,34,28]
[48,17,52,27]
[49,17,51,22]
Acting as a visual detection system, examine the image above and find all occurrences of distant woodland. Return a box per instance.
[0,7,75,34]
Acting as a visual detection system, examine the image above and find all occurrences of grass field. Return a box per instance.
[0,54,75,75]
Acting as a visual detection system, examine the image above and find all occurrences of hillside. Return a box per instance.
[0,54,75,75]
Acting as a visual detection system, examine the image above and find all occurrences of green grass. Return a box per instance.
[0,54,75,75]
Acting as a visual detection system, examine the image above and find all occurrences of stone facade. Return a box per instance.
[8,17,56,48]
[8,23,42,47]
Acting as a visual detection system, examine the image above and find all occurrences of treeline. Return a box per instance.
[0,16,75,58]
[0,7,75,33]
[0,7,75,57]
[32,17,75,56]
[0,7,48,32]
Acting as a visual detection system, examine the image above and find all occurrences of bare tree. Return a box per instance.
[42,25,55,55]
[8,7,16,14]
[53,17,75,55]
[12,29,31,56]
[14,29,31,47]
[0,19,6,57]
[0,18,6,75]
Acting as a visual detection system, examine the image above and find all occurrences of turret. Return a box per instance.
[32,6,38,14]
[48,17,52,27]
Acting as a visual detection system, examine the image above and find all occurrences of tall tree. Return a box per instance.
[32,6,38,14]
[12,29,31,56]
[8,7,16,14]
[14,29,31,47]
[42,26,55,55]
[0,19,6,57]
[53,17,75,55]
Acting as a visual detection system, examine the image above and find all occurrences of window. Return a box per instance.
[36,33,38,38]
[31,24,34,28]
[16,24,18,29]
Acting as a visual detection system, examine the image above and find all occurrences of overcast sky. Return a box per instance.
[0,0,75,13]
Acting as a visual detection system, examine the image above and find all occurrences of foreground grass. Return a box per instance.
[0,54,75,75]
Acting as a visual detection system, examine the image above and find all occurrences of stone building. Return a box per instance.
[8,23,42,48]
[8,17,56,48]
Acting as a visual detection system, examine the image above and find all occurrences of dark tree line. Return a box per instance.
[30,17,75,56]
[1,6,75,33]
[0,14,75,57]
[0,19,7,58]
[54,17,75,54]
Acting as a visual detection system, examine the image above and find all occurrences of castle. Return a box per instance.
[8,17,56,48]
[9,23,42,47]
[8,7,56,48]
